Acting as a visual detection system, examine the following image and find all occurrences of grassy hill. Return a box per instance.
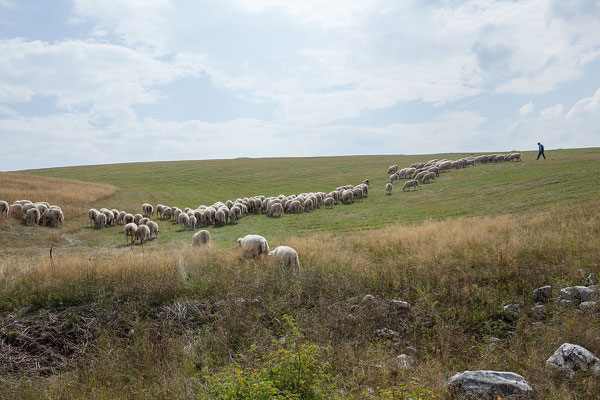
[1,148,599,399]
[3,147,599,250]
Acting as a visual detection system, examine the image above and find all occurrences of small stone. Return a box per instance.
[559,299,575,308]
[578,301,598,312]
[585,273,598,287]
[362,294,376,305]
[389,300,411,311]
[375,328,399,340]
[487,337,503,351]
[531,304,547,320]
[532,286,552,303]
[559,287,579,303]
[503,304,521,321]
[396,354,415,369]
[546,343,600,378]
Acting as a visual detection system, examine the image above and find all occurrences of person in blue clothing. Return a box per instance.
[537,142,546,160]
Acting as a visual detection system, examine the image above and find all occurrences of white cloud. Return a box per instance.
[0,39,206,120]
[540,104,564,119]
[519,102,535,117]
[567,87,600,118]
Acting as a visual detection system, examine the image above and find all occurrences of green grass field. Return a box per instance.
[9,147,600,249]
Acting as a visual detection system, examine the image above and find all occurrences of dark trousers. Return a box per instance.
[537,150,545,160]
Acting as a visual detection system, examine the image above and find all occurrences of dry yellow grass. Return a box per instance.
[0,172,117,218]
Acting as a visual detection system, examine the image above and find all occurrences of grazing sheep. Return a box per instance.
[141,203,154,217]
[352,187,363,200]
[201,209,213,226]
[139,217,149,225]
[269,202,284,217]
[162,207,172,220]
[102,209,114,226]
[88,208,99,228]
[117,211,126,224]
[0,200,8,217]
[390,173,399,184]
[8,203,23,219]
[146,220,159,239]
[124,213,134,224]
[192,230,211,247]
[402,180,421,191]
[125,222,137,244]
[23,207,41,226]
[323,197,334,208]
[133,214,143,225]
[135,224,151,244]
[289,200,302,214]
[178,212,189,230]
[341,189,354,205]
[173,208,182,221]
[214,209,226,226]
[362,179,370,187]
[156,204,164,218]
[303,198,314,212]
[187,215,197,230]
[269,246,300,274]
[228,208,239,224]
[22,203,36,214]
[40,208,64,227]
[422,172,436,183]
[95,212,107,229]
[236,234,270,257]
[385,183,393,195]
[388,165,399,174]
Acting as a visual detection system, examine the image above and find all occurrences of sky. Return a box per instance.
[1,0,599,171]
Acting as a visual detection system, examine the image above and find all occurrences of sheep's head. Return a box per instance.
[236,238,242,247]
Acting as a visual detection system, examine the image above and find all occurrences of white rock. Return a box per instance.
[396,354,415,369]
[446,370,533,399]
[546,343,600,378]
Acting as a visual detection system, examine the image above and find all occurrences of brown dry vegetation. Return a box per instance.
[0,172,117,218]
[1,200,599,398]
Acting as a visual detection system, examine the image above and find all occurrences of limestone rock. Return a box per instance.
[446,370,533,399]
[546,343,600,378]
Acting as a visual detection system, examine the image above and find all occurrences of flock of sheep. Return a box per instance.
[0,199,64,227]
[83,179,370,246]
[384,152,521,194]
[87,206,159,244]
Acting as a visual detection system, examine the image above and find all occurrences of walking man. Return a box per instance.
[537,142,546,160]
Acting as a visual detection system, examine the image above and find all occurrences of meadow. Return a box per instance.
[0,148,599,399]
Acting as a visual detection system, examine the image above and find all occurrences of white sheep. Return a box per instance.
[124,213,134,224]
[139,217,149,225]
[142,203,154,217]
[125,222,137,244]
[323,197,334,208]
[133,214,143,225]
[8,203,24,219]
[187,215,197,230]
[178,212,189,230]
[88,209,99,227]
[146,220,159,239]
[135,224,150,244]
[228,207,240,224]
[40,208,64,227]
[95,212,107,229]
[269,202,284,217]
[23,207,41,226]
[422,172,436,183]
[402,180,421,191]
[388,165,399,174]
[0,200,8,217]
[341,189,354,205]
[117,211,126,224]
[385,183,393,195]
[236,234,269,257]
[269,246,300,274]
[214,209,226,226]
[192,230,211,247]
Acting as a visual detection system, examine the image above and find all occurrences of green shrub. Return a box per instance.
[203,315,336,399]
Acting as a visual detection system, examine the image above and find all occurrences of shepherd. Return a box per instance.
[537,142,546,160]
